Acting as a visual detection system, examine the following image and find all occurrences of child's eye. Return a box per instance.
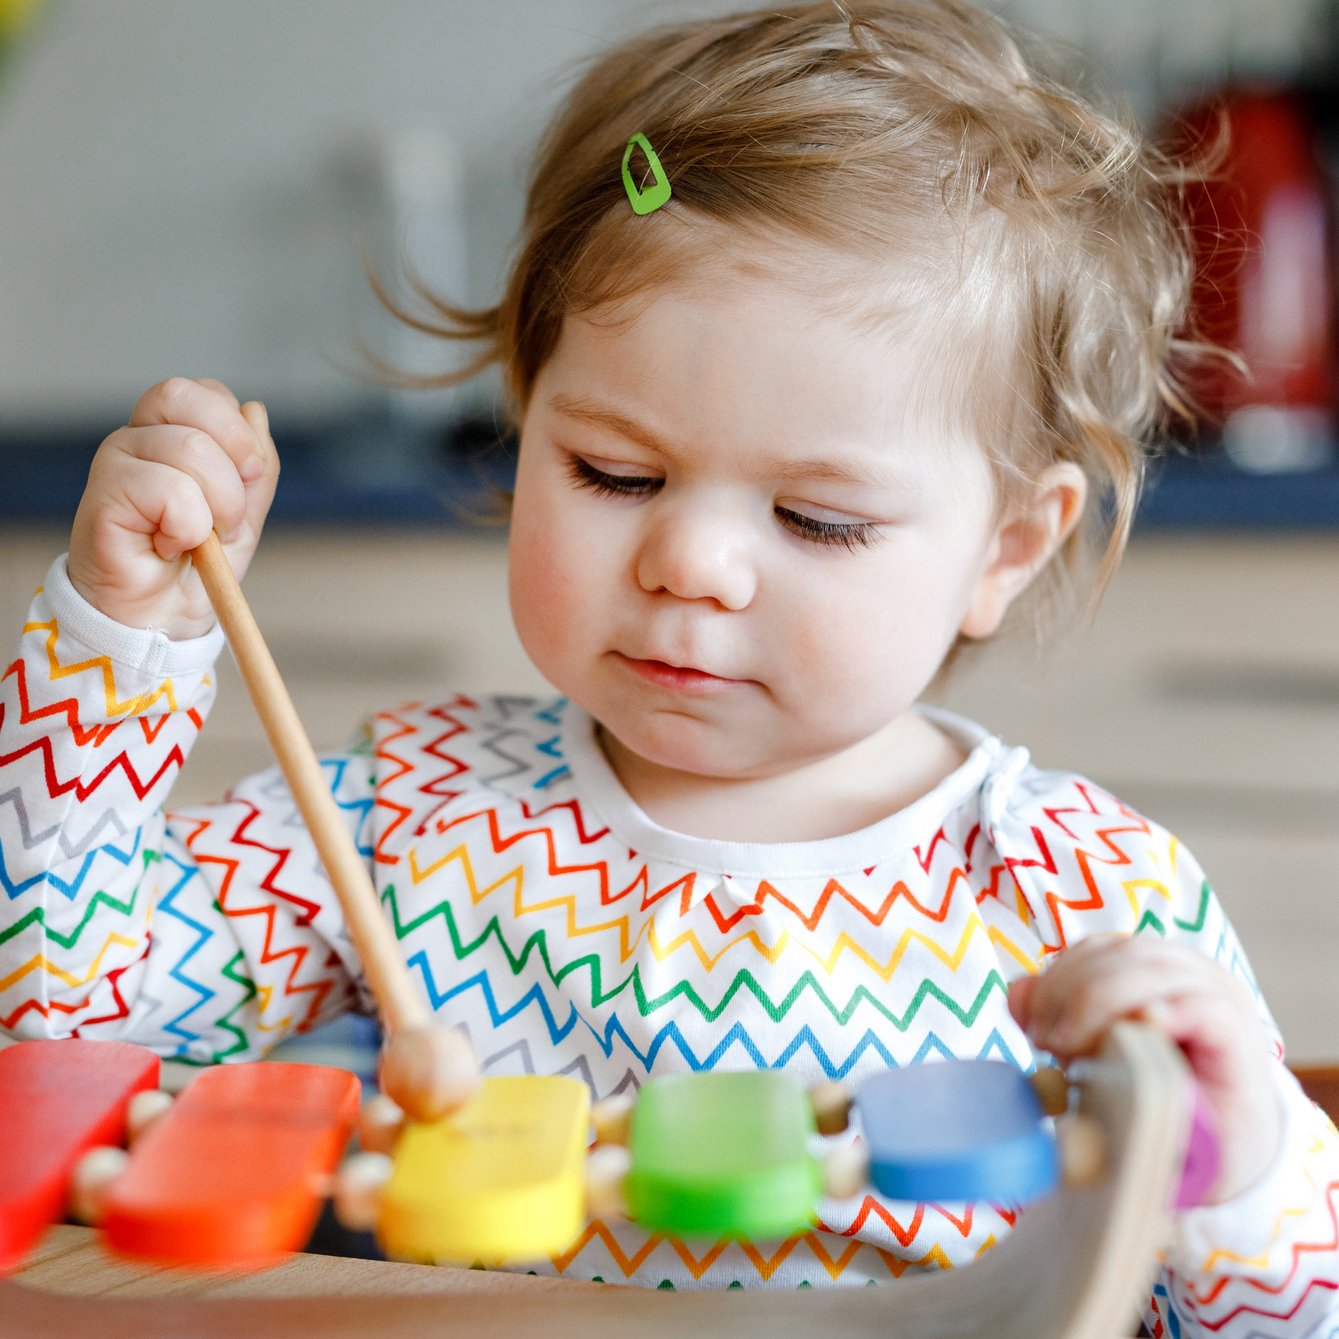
[775,505,879,551]
[566,454,664,499]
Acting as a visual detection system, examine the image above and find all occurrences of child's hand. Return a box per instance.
[1009,937,1282,1205]
[68,378,279,639]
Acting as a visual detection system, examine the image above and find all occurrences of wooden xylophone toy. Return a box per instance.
[0,1030,1203,1275]
[0,1022,1197,1339]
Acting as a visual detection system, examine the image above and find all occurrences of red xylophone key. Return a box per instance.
[0,1038,160,1272]
[102,1061,360,1269]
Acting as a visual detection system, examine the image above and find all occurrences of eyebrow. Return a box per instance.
[549,394,681,461]
[548,392,906,490]
[764,457,897,487]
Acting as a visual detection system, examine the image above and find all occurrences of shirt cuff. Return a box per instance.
[1169,1062,1320,1272]
[43,553,226,678]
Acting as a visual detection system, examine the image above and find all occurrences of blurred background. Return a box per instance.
[0,1,1335,1065]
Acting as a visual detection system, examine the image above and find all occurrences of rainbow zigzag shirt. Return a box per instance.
[3,555,1339,1336]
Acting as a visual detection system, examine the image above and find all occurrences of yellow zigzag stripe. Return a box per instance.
[1123,830,1185,917]
[884,1242,954,1276]
[1200,1129,1333,1273]
[792,911,1036,982]
[1123,878,1171,919]
[1201,1168,1315,1272]
[24,617,181,720]
[989,928,1039,975]
[409,843,780,967]
[647,917,787,970]
[407,843,1038,979]
[409,843,648,961]
[0,931,139,991]
[252,983,290,1031]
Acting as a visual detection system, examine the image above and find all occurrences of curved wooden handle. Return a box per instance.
[190,532,428,1035]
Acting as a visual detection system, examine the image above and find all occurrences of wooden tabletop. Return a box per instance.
[13,1224,587,1301]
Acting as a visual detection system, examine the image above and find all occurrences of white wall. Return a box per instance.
[0,0,1322,425]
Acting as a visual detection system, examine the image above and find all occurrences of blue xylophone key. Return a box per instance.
[856,1060,1058,1205]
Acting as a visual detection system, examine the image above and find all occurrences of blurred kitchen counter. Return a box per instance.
[2,526,1336,1059]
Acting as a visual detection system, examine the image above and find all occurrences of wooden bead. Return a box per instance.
[70,1146,129,1226]
[1057,1115,1106,1187]
[821,1140,869,1200]
[1029,1066,1070,1118]
[378,1026,481,1123]
[333,1152,394,1232]
[591,1091,637,1147]
[584,1144,631,1220]
[126,1089,174,1146]
[809,1080,852,1136]
[358,1095,406,1155]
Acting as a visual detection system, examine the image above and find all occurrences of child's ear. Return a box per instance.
[958,463,1087,640]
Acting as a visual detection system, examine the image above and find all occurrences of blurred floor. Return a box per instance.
[2,526,1336,1061]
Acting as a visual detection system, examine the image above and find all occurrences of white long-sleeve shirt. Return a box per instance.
[3,554,1337,1332]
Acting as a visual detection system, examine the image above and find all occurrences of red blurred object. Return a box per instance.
[103,1061,360,1270]
[1178,92,1337,469]
[0,1039,160,1273]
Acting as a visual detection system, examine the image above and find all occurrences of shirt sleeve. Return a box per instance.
[982,759,1339,1339]
[0,554,367,1062]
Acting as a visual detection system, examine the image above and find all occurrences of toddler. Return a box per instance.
[3,2,1337,1332]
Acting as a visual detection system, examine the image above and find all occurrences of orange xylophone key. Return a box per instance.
[102,1061,360,1270]
[0,1038,160,1273]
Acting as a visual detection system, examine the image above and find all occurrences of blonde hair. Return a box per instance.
[401,0,1204,644]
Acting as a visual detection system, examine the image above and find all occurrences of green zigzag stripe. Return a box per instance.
[1134,879,1212,939]
[169,945,259,1068]
[210,946,259,1063]
[380,882,1007,1032]
[0,849,159,950]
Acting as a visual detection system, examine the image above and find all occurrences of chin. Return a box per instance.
[605,706,759,779]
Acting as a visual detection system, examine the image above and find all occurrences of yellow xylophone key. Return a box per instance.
[378,1075,590,1264]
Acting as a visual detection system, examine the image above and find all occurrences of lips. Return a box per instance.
[612,652,749,696]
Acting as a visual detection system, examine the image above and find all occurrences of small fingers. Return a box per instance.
[1025,938,1236,1058]
[108,424,249,541]
[1033,969,1205,1056]
[195,377,241,409]
[1007,973,1037,1032]
[115,455,217,561]
[129,377,265,483]
[239,399,279,497]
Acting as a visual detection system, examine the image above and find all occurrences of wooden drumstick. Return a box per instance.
[191,531,478,1120]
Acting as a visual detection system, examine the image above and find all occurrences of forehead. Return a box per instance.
[536,254,991,486]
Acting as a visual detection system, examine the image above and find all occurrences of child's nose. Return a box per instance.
[634,496,757,611]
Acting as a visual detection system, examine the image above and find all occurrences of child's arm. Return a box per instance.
[996,789,1339,1339]
[0,380,365,1056]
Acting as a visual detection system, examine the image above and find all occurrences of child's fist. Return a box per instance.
[68,378,279,639]
[1009,936,1282,1205]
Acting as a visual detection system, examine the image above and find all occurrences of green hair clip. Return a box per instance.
[621,132,672,215]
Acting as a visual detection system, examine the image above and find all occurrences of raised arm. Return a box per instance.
[0,380,362,1057]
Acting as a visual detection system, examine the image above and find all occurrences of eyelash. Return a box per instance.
[773,507,879,551]
[566,454,662,499]
[566,455,879,551]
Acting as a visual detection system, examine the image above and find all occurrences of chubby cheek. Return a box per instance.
[507,450,608,693]
[774,550,970,739]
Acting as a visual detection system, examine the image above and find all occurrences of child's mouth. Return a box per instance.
[613,652,749,696]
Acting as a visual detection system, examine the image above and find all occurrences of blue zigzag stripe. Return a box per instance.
[534,700,567,727]
[408,955,1015,1079]
[1151,1283,1181,1339]
[157,851,216,1054]
[533,735,570,789]
[325,757,374,858]
[0,825,143,901]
